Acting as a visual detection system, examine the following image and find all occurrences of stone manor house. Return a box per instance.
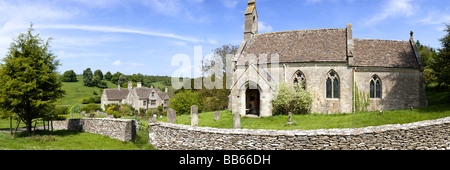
[101,81,170,112]
[230,0,427,117]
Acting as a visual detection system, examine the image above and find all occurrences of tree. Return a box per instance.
[0,24,65,133]
[111,72,124,84]
[104,71,112,81]
[83,68,94,87]
[118,74,128,86]
[430,23,450,87]
[61,70,77,82]
[94,69,103,80]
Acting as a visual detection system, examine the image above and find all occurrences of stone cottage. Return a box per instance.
[230,0,427,117]
[101,81,170,111]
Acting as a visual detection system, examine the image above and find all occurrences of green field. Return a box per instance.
[57,75,117,106]
[58,75,174,106]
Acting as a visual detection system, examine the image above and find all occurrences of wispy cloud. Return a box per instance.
[112,60,122,66]
[258,21,273,33]
[221,0,239,9]
[365,0,415,25]
[39,24,216,44]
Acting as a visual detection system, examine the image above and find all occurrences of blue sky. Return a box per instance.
[0,0,449,77]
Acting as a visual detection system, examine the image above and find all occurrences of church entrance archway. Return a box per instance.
[245,83,260,117]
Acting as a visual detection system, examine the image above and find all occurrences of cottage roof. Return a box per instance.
[133,87,169,100]
[239,28,348,65]
[104,89,130,101]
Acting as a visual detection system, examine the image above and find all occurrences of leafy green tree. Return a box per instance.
[104,71,112,81]
[83,68,94,87]
[431,23,450,87]
[111,72,124,84]
[94,69,103,80]
[61,70,77,82]
[0,24,65,133]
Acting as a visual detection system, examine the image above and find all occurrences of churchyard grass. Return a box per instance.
[153,103,450,130]
[0,130,145,150]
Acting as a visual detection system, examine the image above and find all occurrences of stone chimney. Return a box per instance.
[137,82,142,88]
[244,0,258,41]
[151,85,154,89]
[165,87,168,93]
[118,84,121,90]
[128,81,132,89]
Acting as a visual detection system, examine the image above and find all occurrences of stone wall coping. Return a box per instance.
[149,117,450,136]
[71,118,134,122]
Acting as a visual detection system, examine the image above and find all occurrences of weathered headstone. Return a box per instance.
[167,108,176,123]
[191,105,198,126]
[149,117,156,124]
[214,111,220,121]
[286,112,294,125]
[233,112,240,129]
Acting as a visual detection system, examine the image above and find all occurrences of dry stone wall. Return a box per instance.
[53,118,136,142]
[149,117,449,150]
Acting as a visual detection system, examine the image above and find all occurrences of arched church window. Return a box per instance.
[326,70,339,99]
[370,76,381,99]
[293,71,306,89]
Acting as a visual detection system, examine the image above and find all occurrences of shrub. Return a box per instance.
[119,104,134,116]
[81,103,101,113]
[169,90,202,115]
[146,108,159,116]
[272,82,312,115]
[69,104,82,114]
[112,111,122,118]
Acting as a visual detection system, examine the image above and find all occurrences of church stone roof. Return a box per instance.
[352,39,419,69]
[238,28,420,69]
[239,28,348,65]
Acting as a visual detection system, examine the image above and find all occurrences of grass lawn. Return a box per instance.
[0,130,148,150]
[151,103,450,130]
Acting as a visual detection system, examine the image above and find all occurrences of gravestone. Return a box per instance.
[233,112,240,129]
[214,111,220,121]
[167,108,176,123]
[149,117,156,124]
[286,112,294,125]
[191,105,198,126]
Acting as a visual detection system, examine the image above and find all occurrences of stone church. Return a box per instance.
[101,81,170,112]
[230,0,427,117]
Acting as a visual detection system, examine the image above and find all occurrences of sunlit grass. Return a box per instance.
[151,104,450,130]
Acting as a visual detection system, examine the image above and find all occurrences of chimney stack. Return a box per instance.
[137,82,142,88]
[165,87,168,93]
[128,81,132,89]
